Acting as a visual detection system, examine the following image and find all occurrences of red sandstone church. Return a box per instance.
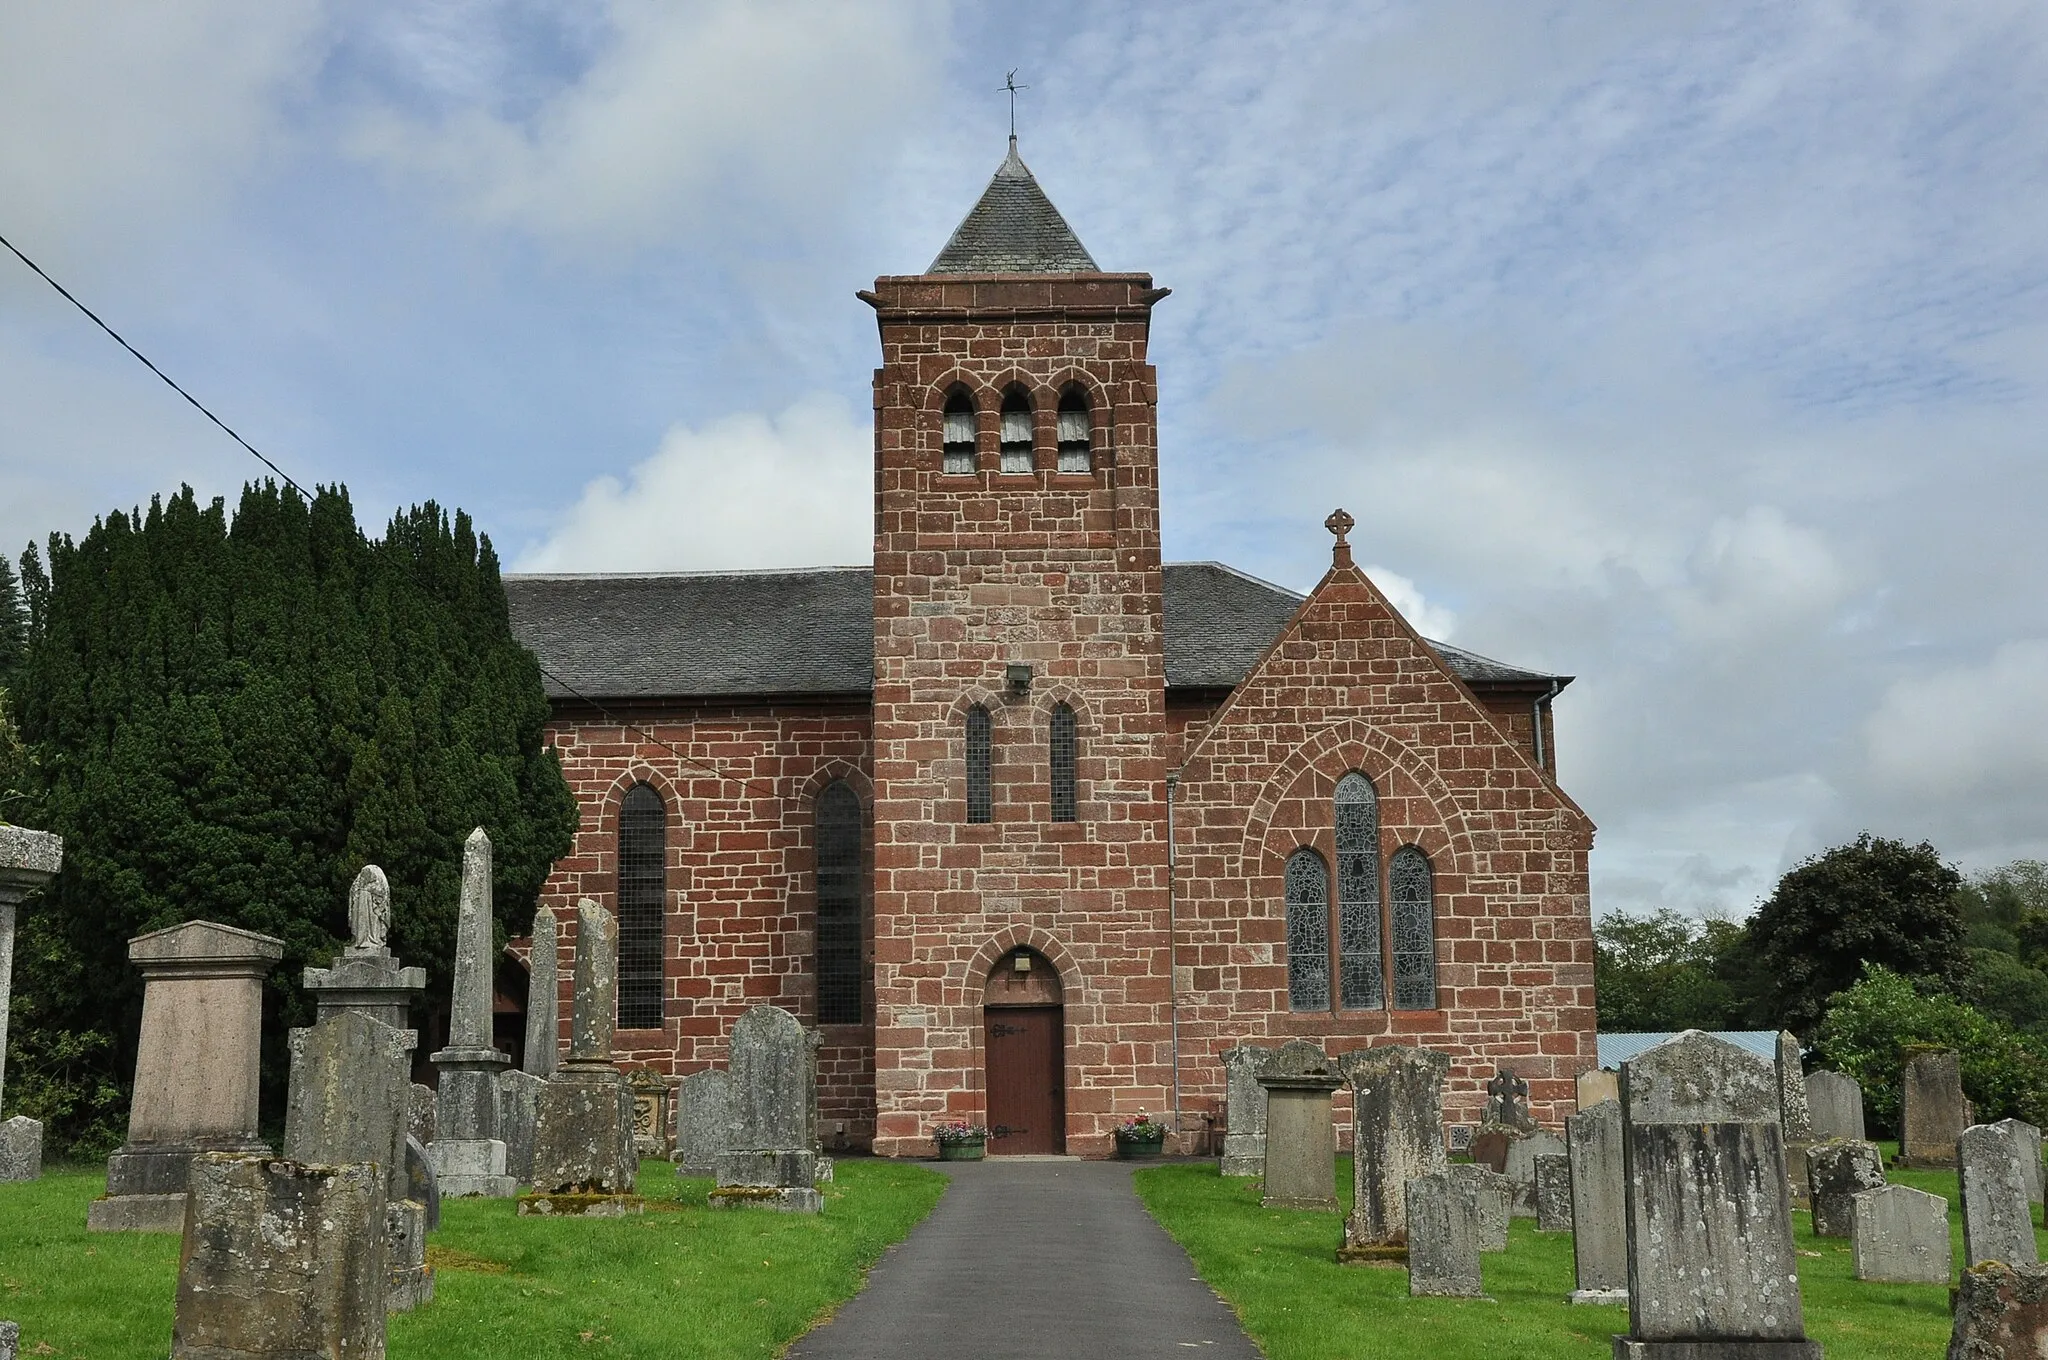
[505,141,1597,1158]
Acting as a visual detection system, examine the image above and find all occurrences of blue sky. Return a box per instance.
[4,1,2045,919]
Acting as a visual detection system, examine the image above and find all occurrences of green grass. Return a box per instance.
[0,1158,946,1359]
[1135,1151,2047,1360]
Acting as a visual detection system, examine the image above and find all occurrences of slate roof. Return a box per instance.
[504,563,1565,703]
[927,139,1100,274]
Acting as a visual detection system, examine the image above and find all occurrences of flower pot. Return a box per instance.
[937,1139,986,1161]
[1116,1136,1166,1160]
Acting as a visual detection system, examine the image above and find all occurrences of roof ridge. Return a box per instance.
[504,565,873,582]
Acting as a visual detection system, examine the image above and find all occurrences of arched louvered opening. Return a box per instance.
[1335,771,1384,1010]
[815,781,864,1025]
[966,706,993,824]
[999,388,1034,474]
[942,388,976,475]
[1049,702,1078,823]
[616,783,667,1030]
[1390,845,1437,1010]
[1056,387,1092,473]
[1285,848,1331,1011]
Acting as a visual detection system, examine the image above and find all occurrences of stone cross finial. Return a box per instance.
[347,865,391,954]
[1324,508,1355,568]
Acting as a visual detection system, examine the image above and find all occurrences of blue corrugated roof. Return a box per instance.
[1597,1031,1782,1069]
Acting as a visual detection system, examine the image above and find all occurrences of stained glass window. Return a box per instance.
[815,781,864,1025]
[1391,845,1437,1010]
[966,706,992,824]
[1335,771,1384,1010]
[942,391,975,475]
[1000,390,1034,473]
[616,783,667,1030]
[1286,848,1331,1011]
[1057,389,1092,473]
[1050,703,1078,823]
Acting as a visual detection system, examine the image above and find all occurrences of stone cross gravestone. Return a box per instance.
[1448,1161,1510,1252]
[0,825,62,1183]
[1504,1128,1566,1218]
[1804,1070,1866,1143]
[1805,1139,1884,1238]
[1534,1153,1572,1233]
[675,1069,735,1177]
[1899,1048,1968,1168]
[523,904,560,1080]
[1338,1044,1447,1262]
[1218,1044,1277,1176]
[1947,1261,2048,1357]
[429,829,516,1198]
[1960,1122,2039,1269]
[1254,1039,1341,1213]
[1484,1066,1535,1132]
[525,899,639,1210]
[1990,1117,2044,1209]
[1850,1183,1949,1284]
[1566,1098,1627,1305]
[89,920,284,1232]
[710,1005,822,1213]
[1615,1030,1820,1359]
[1407,1172,1486,1298]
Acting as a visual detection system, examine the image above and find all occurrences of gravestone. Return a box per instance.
[498,1069,544,1184]
[629,1069,674,1157]
[1252,1040,1341,1213]
[170,1153,386,1360]
[1407,1172,1486,1298]
[1960,1122,2038,1268]
[1577,1068,1619,1111]
[1338,1044,1447,1262]
[1804,1070,1866,1143]
[428,829,516,1198]
[0,1320,15,1359]
[1535,1153,1573,1232]
[710,1004,823,1213]
[523,904,560,1080]
[1504,1129,1566,1218]
[0,825,63,1183]
[1899,1048,1968,1168]
[405,1134,440,1231]
[1449,1161,1510,1252]
[1470,1065,1537,1174]
[89,920,284,1232]
[1851,1184,1949,1284]
[1776,1031,1815,1209]
[1615,1029,1820,1359]
[525,899,639,1213]
[1990,1118,2044,1209]
[675,1069,735,1176]
[1219,1044,1277,1176]
[1566,1099,1628,1304]
[407,1084,436,1147]
[1948,1261,2048,1357]
[302,866,425,1032]
[1805,1139,1885,1238]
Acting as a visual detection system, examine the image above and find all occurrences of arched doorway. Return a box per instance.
[983,947,1065,1155]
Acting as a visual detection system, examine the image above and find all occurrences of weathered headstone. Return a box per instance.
[1577,1068,1619,1111]
[1615,1029,1820,1358]
[0,825,62,1183]
[428,829,516,1198]
[1448,1161,1510,1252]
[525,899,639,1214]
[1805,1070,1866,1143]
[1991,1118,2044,1209]
[1775,1031,1813,1141]
[1900,1048,1969,1169]
[405,1134,440,1231]
[89,920,284,1232]
[1407,1172,1486,1298]
[1338,1044,1447,1262]
[675,1069,734,1176]
[1961,1122,2039,1268]
[523,904,560,1079]
[1504,1128,1566,1218]
[170,1153,386,1360]
[1805,1139,1885,1238]
[711,1004,823,1213]
[1219,1044,1277,1176]
[1252,1039,1341,1213]
[0,1320,16,1359]
[1948,1261,2048,1357]
[1535,1153,1573,1232]
[629,1069,673,1157]
[407,1084,436,1147]
[498,1068,544,1184]
[1851,1184,1949,1284]
[1566,1098,1628,1304]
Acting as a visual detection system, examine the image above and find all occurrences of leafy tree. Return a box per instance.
[6,483,578,1154]
[1594,909,1744,1031]
[1744,834,1967,1036]
[1966,948,2048,1036]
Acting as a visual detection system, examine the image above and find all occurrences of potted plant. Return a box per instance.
[1113,1113,1168,1159]
[932,1121,989,1161]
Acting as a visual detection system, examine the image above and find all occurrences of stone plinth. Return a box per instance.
[0,825,63,1184]
[1338,1044,1446,1261]
[1851,1184,1949,1284]
[1568,1099,1628,1304]
[1804,1071,1865,1143]
[710,1005,821,1214]
[1256,1040,1340,1213]
[1407,1172,1486,1298]
[1219,1044,1276,1176]
[90,920,283,1232]
[1948,1262,2048,1359]
[1961,1122,2038,1269]
[1899,1049,1968,1168]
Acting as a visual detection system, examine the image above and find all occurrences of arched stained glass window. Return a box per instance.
[942,389,976,475]
[966,706,992,824]
[1000,389,1034,474]
[1049,702,1078,823]
[1390,845,1437,1010]
[815,781,864,1025]
[1286,848,1331,1011]
[1335,772,1384,1010]
[1056,388,1092,473]
[616,783,667,1030]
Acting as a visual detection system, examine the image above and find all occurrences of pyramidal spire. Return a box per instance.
[926,138,1099,274]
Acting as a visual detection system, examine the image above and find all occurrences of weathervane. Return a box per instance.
[1000,69,1029,138]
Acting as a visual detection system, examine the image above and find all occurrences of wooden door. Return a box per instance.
[984,1006,1063,1155]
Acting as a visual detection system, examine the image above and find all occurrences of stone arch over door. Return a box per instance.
[982,945,1066,1156]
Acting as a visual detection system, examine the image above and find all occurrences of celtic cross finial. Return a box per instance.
[1324,508,1354,546]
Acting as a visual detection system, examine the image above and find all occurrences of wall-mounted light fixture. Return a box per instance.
[1012,953,1032,973]
[1005,662,1032,695]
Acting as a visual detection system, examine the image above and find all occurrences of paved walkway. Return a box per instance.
[789,1158,1264,1359]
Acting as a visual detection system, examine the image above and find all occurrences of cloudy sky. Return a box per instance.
[4,1,2045,920]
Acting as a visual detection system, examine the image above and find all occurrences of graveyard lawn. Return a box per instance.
[0,1158,945,1359]
[1136,1153,2047,1360]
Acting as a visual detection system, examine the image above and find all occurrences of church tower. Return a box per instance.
[861,140,1176,1157]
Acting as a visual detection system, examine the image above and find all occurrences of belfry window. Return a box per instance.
[966,706,992,823]
[1285,848,1331,1011]
[1390,845,1437,1010]
[815,781,864,1025]
[616,783,667,1029]
[1049,702,1078,823]
[942,390,976,475]
[1056,389,1092,473]
[1335,771,1384,1010]
[1000,389,1034,474]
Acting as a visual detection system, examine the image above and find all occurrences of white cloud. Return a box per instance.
[1363,565,1457,641]
[1669,506,1857,647]
[514,394,870,573]
[1866,641,2048,806]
